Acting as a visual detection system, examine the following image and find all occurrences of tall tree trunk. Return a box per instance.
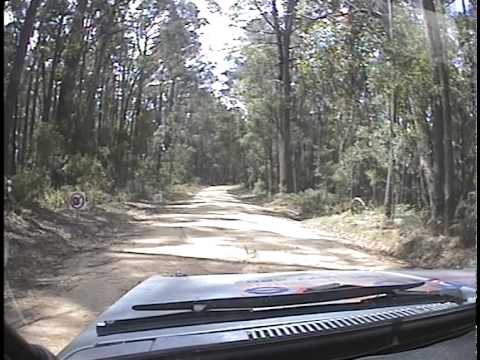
[267,140,273,195]
[42,18,64,123]
[156,86,164,126]
[120,75,137,132]
[411,97,445,222]
[11,102,19,174]
[292,147,297,193]
[20,65,35,168]
[51,78,59,123]
[97,58,108,147]
[27,70,40,164]
[77,29,91,98]
[384,93,397,220]
[420,0,456,227]
[271,0,296,193]
[399,159,407,203]
[84,9,116,154]
[384,0,396,221]
[132,72,145,143]
[40,49,47,119]
[83,42,107,153]
[55,0,88,154]
[165,79,176,117]
[4,0,42,175]
[419,166,430,209]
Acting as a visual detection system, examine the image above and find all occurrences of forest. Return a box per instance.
[3,0,477,245]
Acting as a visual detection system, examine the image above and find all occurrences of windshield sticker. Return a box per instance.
[420,278,466,293]
[245,286,290,295]
[236,271,419,293]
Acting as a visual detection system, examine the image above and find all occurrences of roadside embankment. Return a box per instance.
[229,186,476,269]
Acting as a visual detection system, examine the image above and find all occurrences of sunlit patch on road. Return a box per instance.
[117,186,407,271]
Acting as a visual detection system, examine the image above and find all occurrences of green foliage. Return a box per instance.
[40,187,67,209]
[272,188,341,218]
[9,169,49,207]
[296,189,340,217]
[332,124,389,198]
[127,161,159,200]
[35,123,63,170]
[62,155,110,192]
[395,204,428,235]
[3,0,477,236]
[233,0,476,227]
[454,193,477,247]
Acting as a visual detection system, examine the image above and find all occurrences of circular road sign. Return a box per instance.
[70,192,87,210]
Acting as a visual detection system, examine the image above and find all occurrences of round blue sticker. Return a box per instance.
[245,286,290,295]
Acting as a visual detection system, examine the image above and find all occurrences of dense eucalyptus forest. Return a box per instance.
[3,0,477,242]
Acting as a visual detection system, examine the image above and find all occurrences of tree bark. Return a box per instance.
[120,74,137,132]
[42,18,64,123]
[11,100,19,174]
[97,57,108,147]
[270,0,296,192]
[84,9,116,154]
[267,140,273,195]
[156,85,164,126]
[384,0,396,221]
[55,0,88,154]
[28,69,41,164]
[4,0,42,175]
[20,64,35,168]
[420,0,456,227]
[384,93,397,220]
[83,43,106,153]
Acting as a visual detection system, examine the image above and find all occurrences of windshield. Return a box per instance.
[3,0,477,357]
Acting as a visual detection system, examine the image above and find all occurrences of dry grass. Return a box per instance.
[304,209,398,253]
[4,203,132,289]
[166,183,203,202]
[304,206,476,269]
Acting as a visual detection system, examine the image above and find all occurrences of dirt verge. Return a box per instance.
[229,186,476,269]
[4,202,132,290]
[303,211,477,269]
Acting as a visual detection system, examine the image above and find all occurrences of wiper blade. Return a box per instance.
[132,281,426,311]
[97,286,464,337]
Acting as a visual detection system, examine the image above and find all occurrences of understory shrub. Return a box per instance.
[271,188,341,218]
[62,154,110,192]
[7,169,49,207]
[296,188,340,217]
[253,179,265,195]
[454,192,477,248]
[41,187,67,209]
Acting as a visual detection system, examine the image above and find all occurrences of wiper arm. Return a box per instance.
[97,284,465,337]
[132,282,426,312]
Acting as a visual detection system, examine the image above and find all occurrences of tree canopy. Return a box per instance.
[3,0,477,242]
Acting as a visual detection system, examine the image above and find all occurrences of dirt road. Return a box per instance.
[6,185,407,354]
[113,186,406,270]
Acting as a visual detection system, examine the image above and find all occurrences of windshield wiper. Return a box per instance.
[97,282,465,336]
[132,282,426,312]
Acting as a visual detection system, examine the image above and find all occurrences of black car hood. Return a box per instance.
[58,269,476,360]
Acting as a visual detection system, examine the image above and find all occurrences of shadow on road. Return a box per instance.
[6,185,408,354]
